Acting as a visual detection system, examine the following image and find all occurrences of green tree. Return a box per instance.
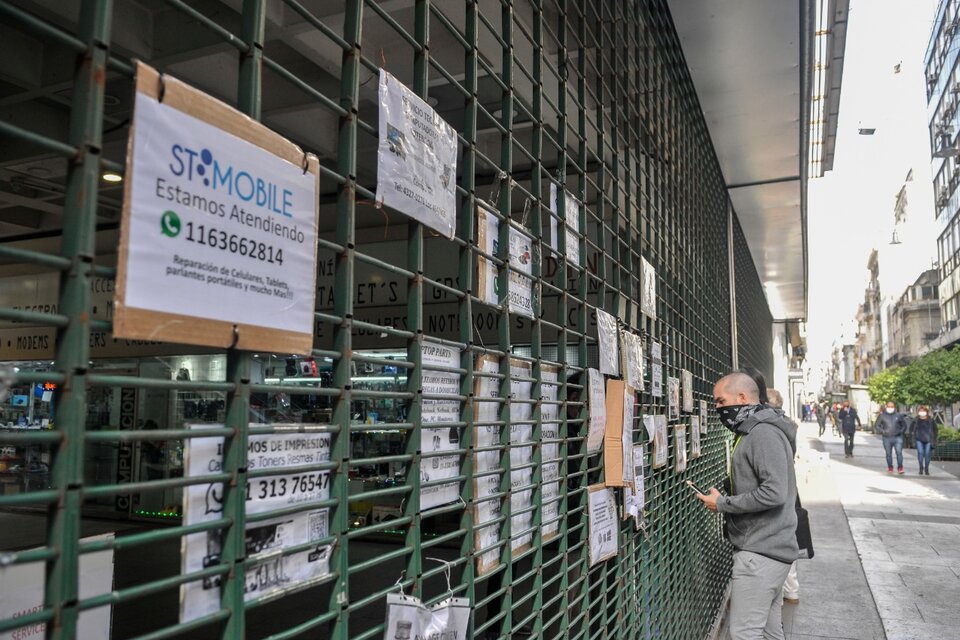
[898,348,960,406]
[867,366,904,404]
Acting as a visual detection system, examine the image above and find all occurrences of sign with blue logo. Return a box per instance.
[376,70,458,239]
[115,63,320,354]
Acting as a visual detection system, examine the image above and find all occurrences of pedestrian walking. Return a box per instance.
[696,373,798,640]
[768,389,800,605]
[875,401,908,474]
[910,405,937,476]
[829,403,841,437]
[816,402,827,438]
[838,401,860,458]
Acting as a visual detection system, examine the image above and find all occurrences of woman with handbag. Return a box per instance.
[912,406,938,476]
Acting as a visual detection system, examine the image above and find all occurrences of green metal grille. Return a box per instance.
[733,217,775,382]
[0,1,776,638]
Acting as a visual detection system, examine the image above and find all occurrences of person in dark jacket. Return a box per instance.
[911,406,938,476]
[697,373,798,640]
[816,402,827,438]
[837,401,860,458]
[875,401,908,474]
[829,403,841,437]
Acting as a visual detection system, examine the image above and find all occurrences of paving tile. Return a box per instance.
[791,613,883,640]
[882,618,960,640]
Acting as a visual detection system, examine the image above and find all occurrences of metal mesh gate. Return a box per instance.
[0,1,774,638]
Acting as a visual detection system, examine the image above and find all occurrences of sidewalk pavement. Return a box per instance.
[784,421,960,640]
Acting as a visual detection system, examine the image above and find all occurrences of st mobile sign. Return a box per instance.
[114,62,320,354]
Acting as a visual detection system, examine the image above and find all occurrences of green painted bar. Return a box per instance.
[0,1,750,637]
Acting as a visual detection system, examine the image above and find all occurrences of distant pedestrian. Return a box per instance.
[829,404,841,437]
[816,402,827,438]
[874,401,908,474]
[838,401,860,458]
[911,406,937,476]
[769,389,800,606]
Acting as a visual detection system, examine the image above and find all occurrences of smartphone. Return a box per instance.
[686,480,707,495]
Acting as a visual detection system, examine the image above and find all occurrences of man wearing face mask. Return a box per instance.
[911,406,937,475]
[837,400,861,458]
[697,373,798,640]
[875,401,908,474]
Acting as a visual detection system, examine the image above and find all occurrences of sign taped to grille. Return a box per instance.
[420,339,463,510]
[376,69,458,238]
[180,426,332,623]
[116,62,320,355]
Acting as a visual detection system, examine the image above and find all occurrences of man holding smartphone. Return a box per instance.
[695,372,798,640]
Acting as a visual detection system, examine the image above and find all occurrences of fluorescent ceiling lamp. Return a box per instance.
[101,171,123,183]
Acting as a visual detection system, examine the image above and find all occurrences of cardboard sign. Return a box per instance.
[115,62,320,354]
[700,399,709,434]
[604,379,634,487]
[588,484,618,565]
[376,70,458,238]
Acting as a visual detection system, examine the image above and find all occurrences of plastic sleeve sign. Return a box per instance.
[376,70,458,239]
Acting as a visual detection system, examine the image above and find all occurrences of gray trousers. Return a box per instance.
[729,550,792,640]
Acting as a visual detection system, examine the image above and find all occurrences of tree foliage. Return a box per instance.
[867,347,960,407]
[867,366,904,404]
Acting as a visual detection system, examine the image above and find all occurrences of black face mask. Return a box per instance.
[717,404,747,433]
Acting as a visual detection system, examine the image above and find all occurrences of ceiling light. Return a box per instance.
[102,171,123,183]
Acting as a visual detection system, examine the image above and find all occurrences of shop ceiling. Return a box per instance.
[1,0,845,324]
[668,0,847,321]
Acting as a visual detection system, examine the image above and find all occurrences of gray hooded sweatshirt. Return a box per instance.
[715,406,799,564]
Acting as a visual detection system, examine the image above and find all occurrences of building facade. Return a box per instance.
[927,1,960,342]
[886,269,941,366]
[854,250,884,382]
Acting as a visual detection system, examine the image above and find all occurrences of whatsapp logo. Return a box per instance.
[160,210,181,238]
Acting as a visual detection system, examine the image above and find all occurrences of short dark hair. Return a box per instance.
[737,366,768,404]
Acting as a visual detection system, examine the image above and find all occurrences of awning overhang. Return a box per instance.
[668,0,848,321]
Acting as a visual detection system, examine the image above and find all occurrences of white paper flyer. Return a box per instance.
[376,70,458,238]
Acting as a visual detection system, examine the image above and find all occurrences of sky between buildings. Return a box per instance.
[805,0,940,389]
